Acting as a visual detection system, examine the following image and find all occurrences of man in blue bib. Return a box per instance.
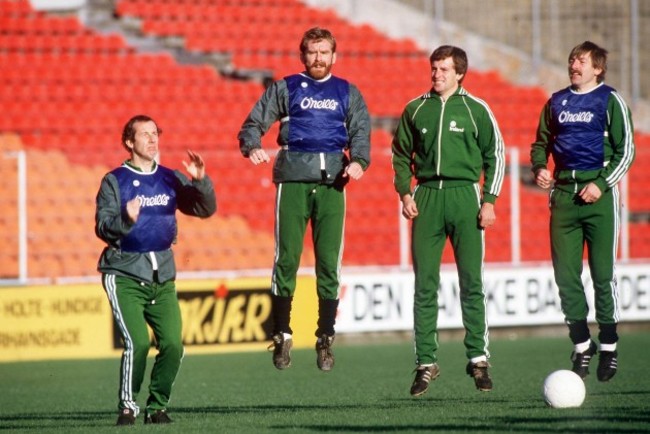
[96,115,216,425]
[238,27,371,372]
[531,41,635,382]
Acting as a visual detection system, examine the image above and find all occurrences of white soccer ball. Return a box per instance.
[542,369,586,408]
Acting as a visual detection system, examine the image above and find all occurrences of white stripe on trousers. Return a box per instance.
[102,273,139,415]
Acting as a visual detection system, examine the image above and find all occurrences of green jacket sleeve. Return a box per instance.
[477,103,506,204]
[530,100,553,174]
[594,92,635,192]
[391,108,415,197]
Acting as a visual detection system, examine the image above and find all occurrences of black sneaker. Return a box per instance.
[410,364,440,396]
[466,361,493,391]
[115,408,136,426]
[316,334,335,371]
[268,334,292,369]
[144,409,173,424]
[597,350,618,382]
[571,341,597,378]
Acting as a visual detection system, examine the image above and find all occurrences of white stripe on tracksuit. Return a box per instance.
[102,273,139,416]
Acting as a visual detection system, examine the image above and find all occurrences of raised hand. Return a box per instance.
[183,150,206,180]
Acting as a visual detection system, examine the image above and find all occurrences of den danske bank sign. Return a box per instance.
[335,263,650,333]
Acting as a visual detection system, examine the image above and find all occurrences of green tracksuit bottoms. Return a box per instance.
[411,184,489,365]
[549,187,620,343]
[102,274,184,415]
[271,182,345,336]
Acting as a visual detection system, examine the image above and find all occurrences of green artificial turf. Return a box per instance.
[1,331,648,433]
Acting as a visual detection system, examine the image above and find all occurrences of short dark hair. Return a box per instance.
[300,27,336,54]
[430,45,468,83]
[121,114,162,152]
[569,41,608,83]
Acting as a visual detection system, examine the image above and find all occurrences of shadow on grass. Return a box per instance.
[179,398,650,433]
[2,392,649,433]
[175,394,512,414]
[286,423,650,433]
[0,411,114,431]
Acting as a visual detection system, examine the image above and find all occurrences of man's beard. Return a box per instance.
[308,62,330,79]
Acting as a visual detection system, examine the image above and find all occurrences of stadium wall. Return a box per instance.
[1,264,648,363]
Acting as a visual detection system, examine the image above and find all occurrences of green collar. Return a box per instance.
[124,159,157,172]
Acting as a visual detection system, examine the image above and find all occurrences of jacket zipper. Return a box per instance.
[436,98,446,189]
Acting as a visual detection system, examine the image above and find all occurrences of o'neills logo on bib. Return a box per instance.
[137,194,171,207]
[558,110,594,123]
[300,96,339,111]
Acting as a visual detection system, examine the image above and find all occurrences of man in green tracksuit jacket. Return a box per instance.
[531,41,635,382]
[392,45,505,396]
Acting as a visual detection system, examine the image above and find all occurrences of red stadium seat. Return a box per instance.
[2,0,648,280]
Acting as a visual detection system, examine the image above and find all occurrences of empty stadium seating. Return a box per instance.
[1,0,648,280]
[0,132,302,280]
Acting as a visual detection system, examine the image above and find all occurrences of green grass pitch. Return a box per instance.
[1,330,649,433]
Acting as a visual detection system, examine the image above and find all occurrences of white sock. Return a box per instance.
[600,343,617,352]
[574,340,592,353]
[282,333,292,340]
[470,355,487,364]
